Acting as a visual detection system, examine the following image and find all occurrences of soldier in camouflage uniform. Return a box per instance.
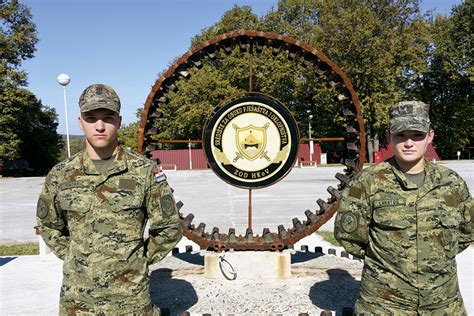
[36,84,182,315]
[335,101,473,315]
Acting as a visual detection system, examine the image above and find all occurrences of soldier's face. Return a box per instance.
[389,129,434,171]
[79,108,121,152]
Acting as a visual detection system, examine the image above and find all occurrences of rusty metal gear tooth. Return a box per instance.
[346,142,358,151]
[336,172,351,187]
[194,222,206,236]
[346,125,358,133]
[228,228,237,243]
[150,110,163,118]
[239,39,248,52]
[146,127,157,135]
[327,186,341,200]
[317,198,331,213]
[301,53,314,67]
[210,227,219,241]
[178,70,190,79]
[278,225,288,238]
[154,95,168,104]
[182,213,194,229]
[292,218,305,233]
[205,47,217,60]
[304,209,319,224]
[328,80,342,89]
[191,58,203,69]
[164,83,177,92]
[255,40,264,53]
[262,228,273,242]
[145,144,156,152]
[344,158,358,168]
[340,106,356,117]
[245,228,254,242]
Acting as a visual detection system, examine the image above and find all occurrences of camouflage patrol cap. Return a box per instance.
[78,84,121,114]
[389,101,430,133]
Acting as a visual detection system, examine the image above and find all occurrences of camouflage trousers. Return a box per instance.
[354,295,467,316]
[59,302,161,316]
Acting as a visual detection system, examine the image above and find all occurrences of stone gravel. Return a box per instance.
[149,251,363,316]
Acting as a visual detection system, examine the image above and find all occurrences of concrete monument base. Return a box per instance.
[204,250,292,280]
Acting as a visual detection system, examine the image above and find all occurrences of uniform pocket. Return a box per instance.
[372,205,411,229]
[438,205,462,258]
[58,192,92,222]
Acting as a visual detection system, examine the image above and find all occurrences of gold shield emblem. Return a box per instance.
[233,123,269,161]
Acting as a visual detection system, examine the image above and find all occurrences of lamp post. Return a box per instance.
[57,73,71,158]
[307,111,314,162]
[188,140,193,170]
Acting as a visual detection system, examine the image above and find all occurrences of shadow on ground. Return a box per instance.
[173,252,204,265]
[0,256,17,266]
[150,268,198,316]
[309,268,359,316]
[291,251,324,263]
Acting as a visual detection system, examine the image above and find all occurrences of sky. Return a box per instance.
[21,0,462,136]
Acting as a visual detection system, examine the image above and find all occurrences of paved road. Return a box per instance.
[1,161,472,243]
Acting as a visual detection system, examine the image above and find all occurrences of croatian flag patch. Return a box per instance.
[154,169,167,182]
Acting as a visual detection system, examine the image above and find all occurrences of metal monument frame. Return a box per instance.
[138,30,366,251]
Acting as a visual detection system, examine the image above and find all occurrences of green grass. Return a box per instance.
[0,242,39,256]
[316,231,341,247]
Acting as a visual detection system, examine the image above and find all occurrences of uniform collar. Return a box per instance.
[388,157,442,193]
[79,146,128,176]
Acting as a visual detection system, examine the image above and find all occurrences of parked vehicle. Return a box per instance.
[1,159,33,177]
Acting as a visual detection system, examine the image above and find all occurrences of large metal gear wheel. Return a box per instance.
[138,30,366,251]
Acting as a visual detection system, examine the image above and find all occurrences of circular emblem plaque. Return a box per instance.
[203,95,299,189]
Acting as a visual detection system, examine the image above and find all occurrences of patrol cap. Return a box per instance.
[78,84,121,114]
[389,101,430,133]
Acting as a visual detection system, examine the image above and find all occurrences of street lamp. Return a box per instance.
[307,111,314,162]
[57,73,71,158]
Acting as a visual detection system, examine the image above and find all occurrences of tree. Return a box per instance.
[57,137,84,162]
[0,0,38,88]
[263,0,431,161]
[118,108,142,150]
[151,5,345,150]
[1,0,63,174]
[142,1,468,162]
[413,3,473,159]
[0,87,63,174]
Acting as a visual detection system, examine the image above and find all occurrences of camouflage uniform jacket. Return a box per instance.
[36,146,182,315]
[335,157,473,315]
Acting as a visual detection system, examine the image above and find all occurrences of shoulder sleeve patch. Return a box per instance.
[341,212,359,233]
[160,194,176,216]
[36,198,49,219]
[154,169,167,183]
[348,186,363,199]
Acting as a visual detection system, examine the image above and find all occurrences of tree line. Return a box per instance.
[1,0,472,175]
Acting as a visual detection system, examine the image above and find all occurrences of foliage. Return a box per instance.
[316,231,340,247]
[118,108,142,151]
[0,242,39,256]
[152,5,349,149]
[263,0,430,133]
[191,5,261,46]
[0,1,63,174]
[139,1,469,160]
[0,87,63,174]
[57,136,84,162]
[0,0,38,88]
[412,3,473,158]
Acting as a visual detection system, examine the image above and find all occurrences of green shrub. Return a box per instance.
[0,242,39,256]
